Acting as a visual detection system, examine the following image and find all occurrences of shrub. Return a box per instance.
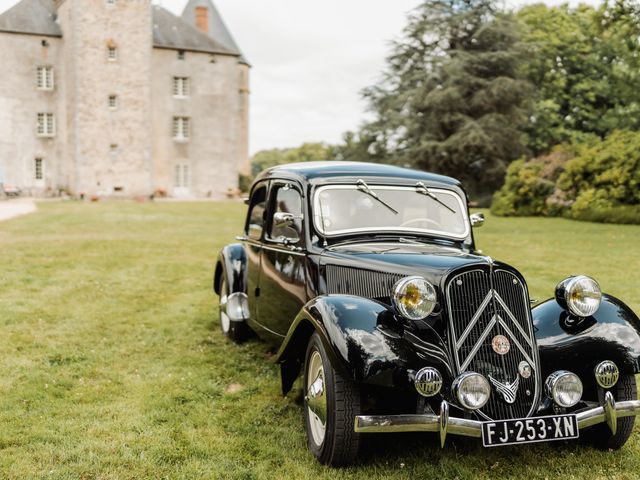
[491,149,572,216]
[567,204,640,225]
[557,130,640,212]
[238,174,253,193]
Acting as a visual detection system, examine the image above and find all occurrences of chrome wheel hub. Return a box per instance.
[219,279,230,333]
[306,350,327,446]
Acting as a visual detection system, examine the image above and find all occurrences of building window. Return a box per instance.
[172,116,190,141]
[37,66,54,90]
[173,77,190,97]
[36,113,55,137]
[177,50,185,60]
[106,0,116,5]
[107,46,117,61]
[174,164,189,188]
[34,158,44,185]
[110,144,119,155]
[108,95,118,109]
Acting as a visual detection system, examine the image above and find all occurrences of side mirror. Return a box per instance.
[470,212,485,228]
[273,212,295,228]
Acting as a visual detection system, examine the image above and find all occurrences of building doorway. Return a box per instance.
[173,163,190,197]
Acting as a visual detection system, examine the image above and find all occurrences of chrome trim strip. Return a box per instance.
[355,399,640,438]
[497,317,535,367]
[494,292,533,348]
[260,244,306,256]
[460,315,497,371]
[455,291,493,349]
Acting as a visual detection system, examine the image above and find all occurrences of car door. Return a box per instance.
[243,182,267,323]
[256,182,307,338]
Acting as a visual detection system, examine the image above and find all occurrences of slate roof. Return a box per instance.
[181,0,248,64]
[152,5,236,56]
[0,0,61,37]
[0,0,244,60]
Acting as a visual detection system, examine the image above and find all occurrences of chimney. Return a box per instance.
[195,6,209,34]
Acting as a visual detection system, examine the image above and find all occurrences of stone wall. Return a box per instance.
[58,0,153,197]
[150,48,242,198]
[0,31,65,195]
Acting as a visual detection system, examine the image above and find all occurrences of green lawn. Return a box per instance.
[0,201,639,479]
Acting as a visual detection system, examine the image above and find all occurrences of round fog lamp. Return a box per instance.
[545,370,583,408]
[594,360,619,389]
[414,367,442,397]
[393,276,437,320]
[556,275,602,317]
[452,372,490,410]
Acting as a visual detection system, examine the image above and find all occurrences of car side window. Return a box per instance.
[246,184,267,240]
[267,185,303,244]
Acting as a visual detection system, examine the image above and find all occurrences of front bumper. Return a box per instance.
[354,392,640,447]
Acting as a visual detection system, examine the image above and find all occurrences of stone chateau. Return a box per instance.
[0,0,249,198]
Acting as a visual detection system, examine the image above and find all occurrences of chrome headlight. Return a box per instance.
[392,276,437,320]
[555,275,602,317]
[452,372,491,410]
[545,370,583,408]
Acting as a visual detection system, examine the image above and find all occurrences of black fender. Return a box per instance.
[213,243,247,295]
[275,295,455,395]
[532,294,640,395]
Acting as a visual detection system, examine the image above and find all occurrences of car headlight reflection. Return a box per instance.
[392,276,437,320]
[452,372,491,410]
[545,370,583,408]
[555,275,602,317]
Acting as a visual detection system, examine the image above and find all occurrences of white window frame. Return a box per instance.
[173,163,191,195]
[107,46,117,61]
[34,157,45,187]
[36,113,55,137]
[37,66,54,90]
[172,116,190,141]
[108,94,118,109]
[172,77,190,98]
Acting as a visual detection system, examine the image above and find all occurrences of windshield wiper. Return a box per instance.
[357,179,398,214]
[415,181,456,214]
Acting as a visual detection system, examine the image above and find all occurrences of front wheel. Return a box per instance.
[303,332,361,467]
[583,374,637,450]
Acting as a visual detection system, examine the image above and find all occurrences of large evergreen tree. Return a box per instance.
[354,0,530,197]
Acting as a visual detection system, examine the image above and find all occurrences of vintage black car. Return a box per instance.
[213,161,640,466]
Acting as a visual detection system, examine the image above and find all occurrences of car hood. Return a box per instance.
[320,241,493,286]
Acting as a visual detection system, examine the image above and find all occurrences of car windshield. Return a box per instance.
[313,184,469,239]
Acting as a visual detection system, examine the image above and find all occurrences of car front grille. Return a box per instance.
[446,268,539,420]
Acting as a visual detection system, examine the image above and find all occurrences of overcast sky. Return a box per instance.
[0,0,600,154]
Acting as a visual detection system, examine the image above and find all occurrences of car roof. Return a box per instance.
[254,161,462,188]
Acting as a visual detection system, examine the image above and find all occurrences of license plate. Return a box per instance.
[482,414,579,447]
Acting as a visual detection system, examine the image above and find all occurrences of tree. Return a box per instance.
[518,0,640,154]
[357,0,530,198]
[250,142,335,177]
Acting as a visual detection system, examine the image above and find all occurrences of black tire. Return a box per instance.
[303,332,361,467]
[218,276,250,343]
[583,374,637,450]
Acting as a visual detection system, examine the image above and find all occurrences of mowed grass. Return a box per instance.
[0,201,639,480]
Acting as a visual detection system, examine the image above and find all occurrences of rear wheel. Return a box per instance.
[583,374,637,450]
[218,277,250,343]
[303,332,361,466]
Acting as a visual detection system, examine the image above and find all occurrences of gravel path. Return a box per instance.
[0,199,37,222]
